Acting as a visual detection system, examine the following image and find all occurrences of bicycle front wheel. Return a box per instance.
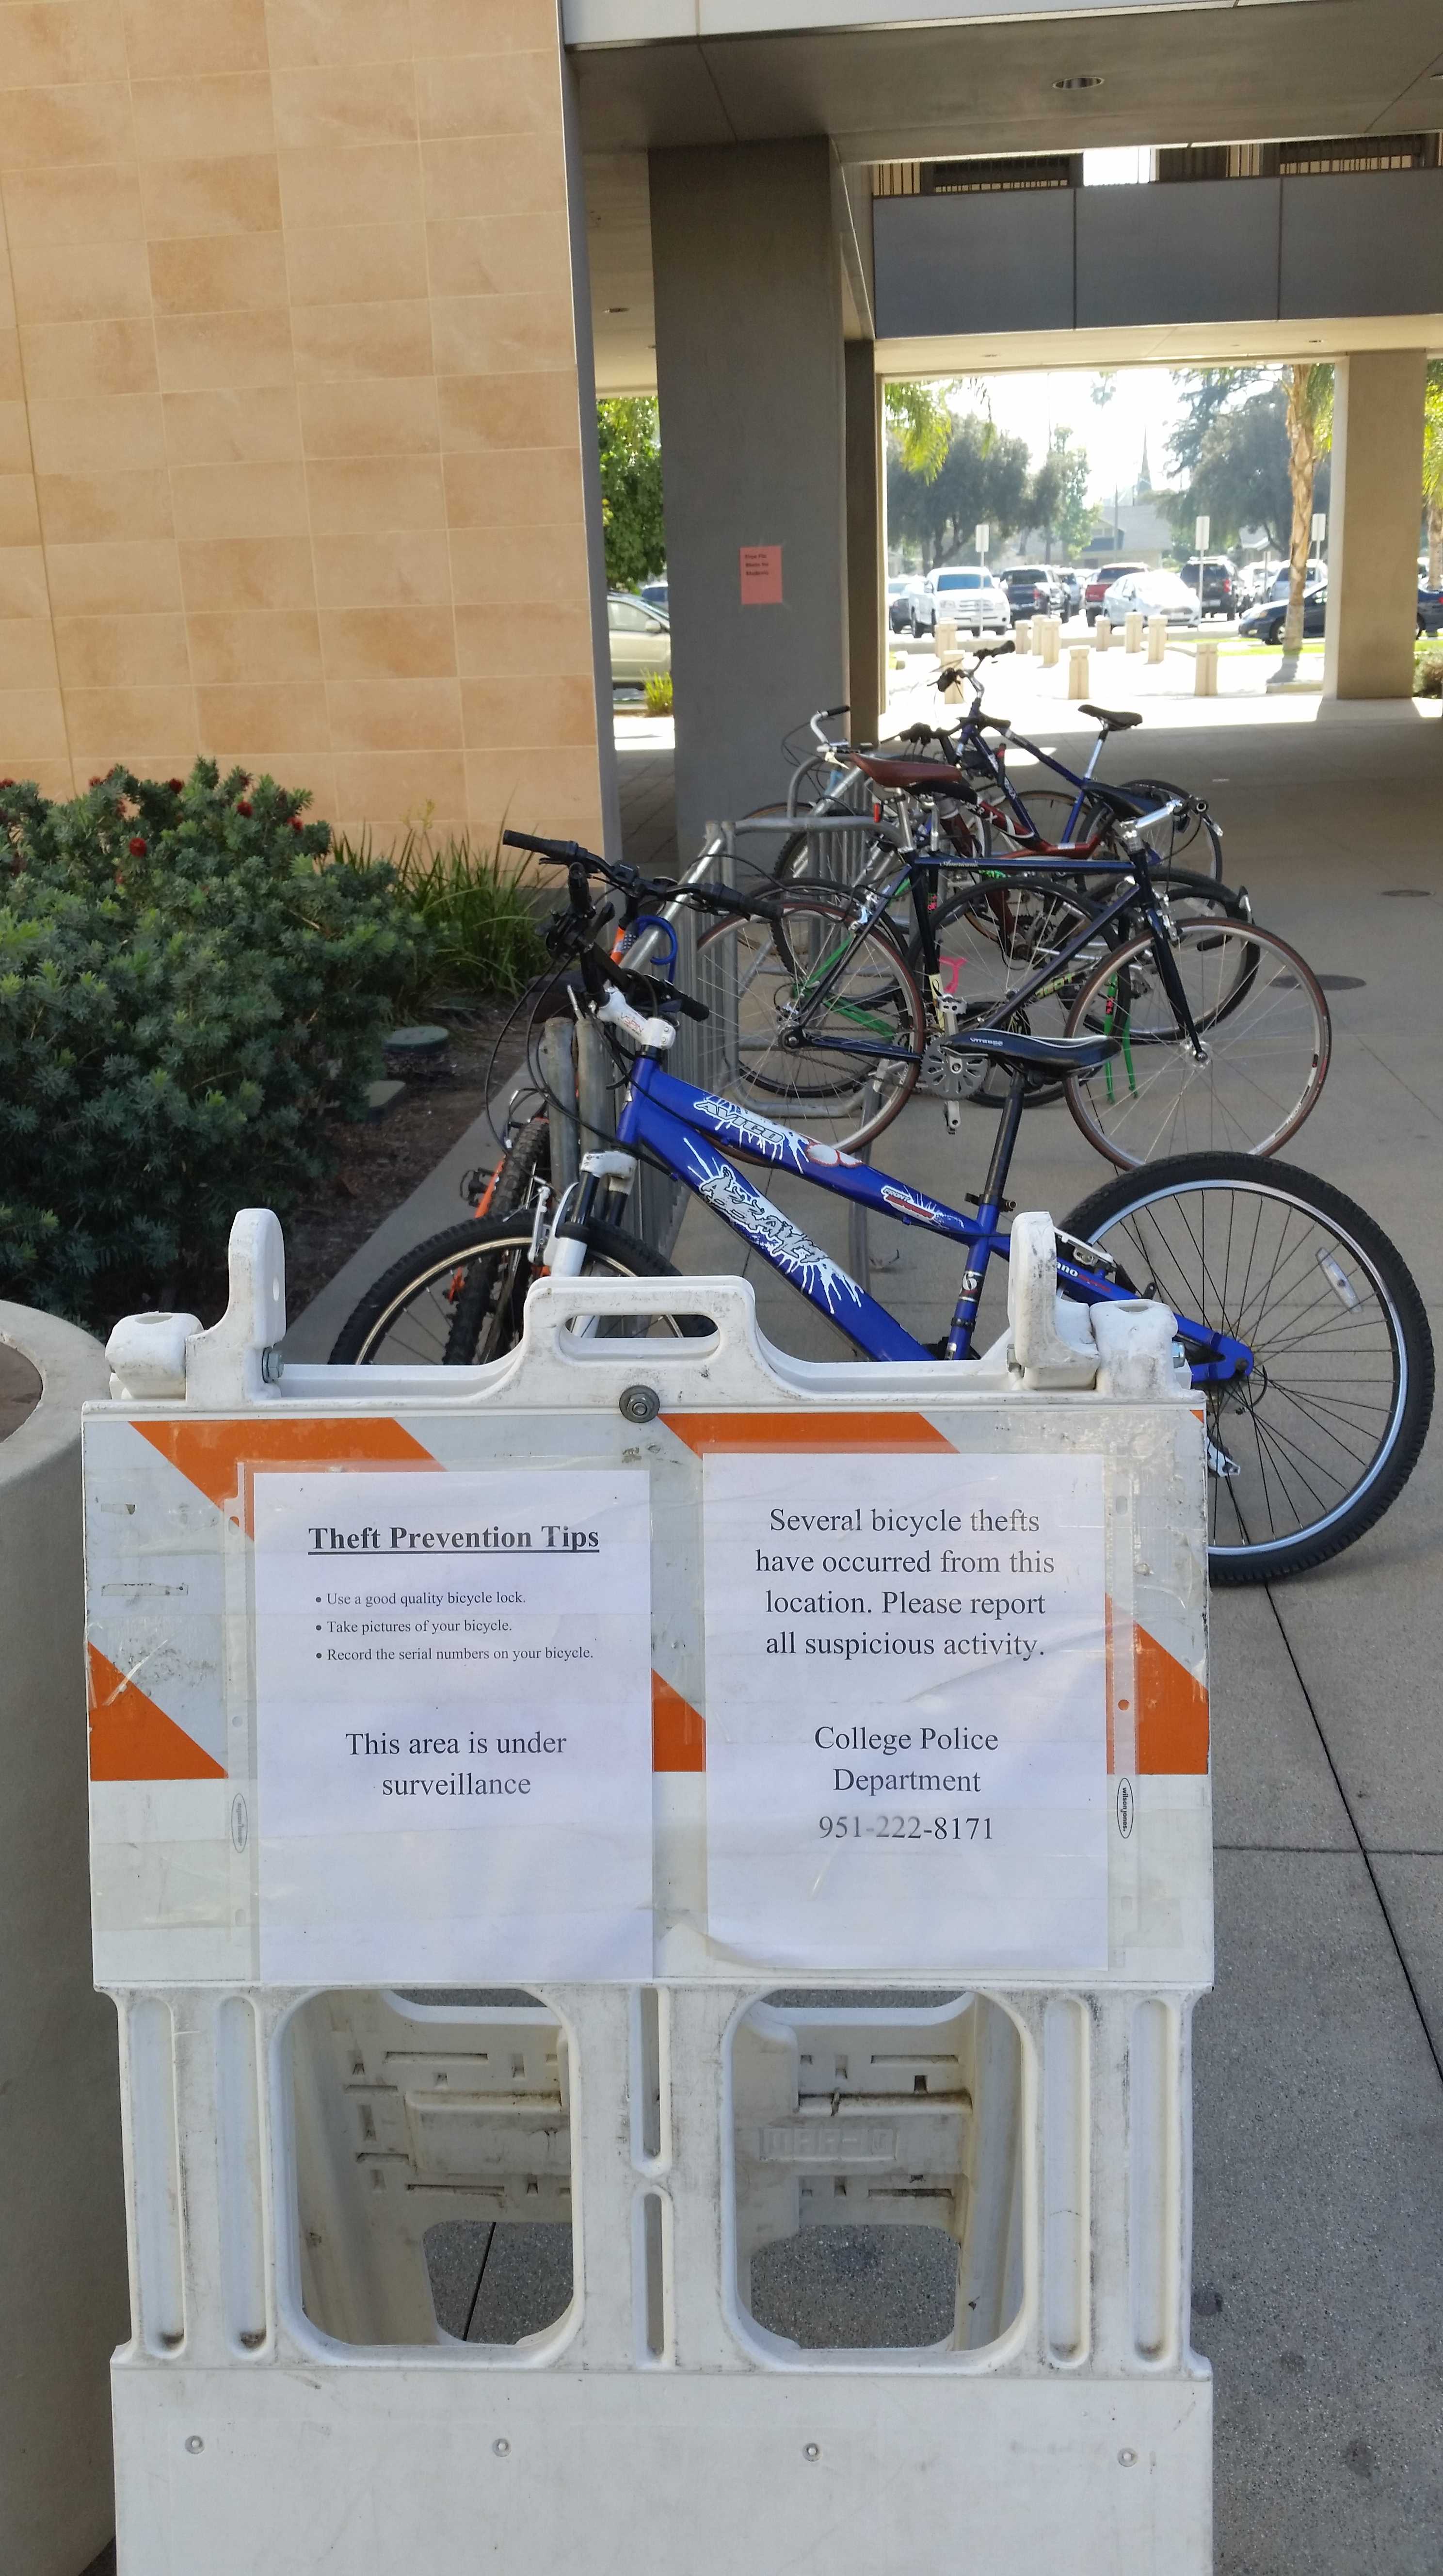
[697,892,924,1151]
[329,1214,698,1366]
[1063,918,1330,1166]
[1062,1152,1433,1584]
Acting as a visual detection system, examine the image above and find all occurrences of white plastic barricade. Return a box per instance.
[89,1213,1212,2575]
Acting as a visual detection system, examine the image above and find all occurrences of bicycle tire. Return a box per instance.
[1061,1152,1434,1584]
[474,1111,549,1222]
[1062,918,1330,1166]
[696,889,924,1151]
[329,1213,703,1367]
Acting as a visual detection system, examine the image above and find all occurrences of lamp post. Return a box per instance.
[1195,513,1210,625]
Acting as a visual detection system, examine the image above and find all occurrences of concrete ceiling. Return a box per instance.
[575,0,1443,164]
[582,0,1443,389]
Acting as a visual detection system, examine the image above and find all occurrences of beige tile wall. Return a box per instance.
[0,0,607,846]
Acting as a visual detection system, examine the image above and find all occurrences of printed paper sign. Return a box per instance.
[739,544,784,605]
[252,1469,653,1981]
[702,1452,1108,1972]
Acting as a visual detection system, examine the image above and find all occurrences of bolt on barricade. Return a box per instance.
[88,1211,1211,2575]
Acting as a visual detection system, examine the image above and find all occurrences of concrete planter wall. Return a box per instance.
[0,1302,128,2576]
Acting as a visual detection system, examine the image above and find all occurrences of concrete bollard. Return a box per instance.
[935,618,958,660]
[1014,617,1031,654]
[1067,644,1090,700]
[1147,616,1167,664]
[1195,637,1219,696]
[1094,616,1111,651]
[1039,617,1059,668]
[1124,611,1144,654]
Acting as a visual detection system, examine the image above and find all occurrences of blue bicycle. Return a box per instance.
[336,840,1432,1588]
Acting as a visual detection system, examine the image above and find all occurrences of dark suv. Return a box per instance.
[1179,557,1238,619]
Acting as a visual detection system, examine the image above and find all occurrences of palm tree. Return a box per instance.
[1282,364,1332,654]
[1422,363,1443,588]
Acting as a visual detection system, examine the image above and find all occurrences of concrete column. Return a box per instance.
[845,343,884,747]
[650,141,847,855]
[1323,350,1427,700]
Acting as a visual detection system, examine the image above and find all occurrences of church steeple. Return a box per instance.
[1137,431,1153,497]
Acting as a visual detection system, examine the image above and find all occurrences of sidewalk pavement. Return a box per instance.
[287,704,1443,2574]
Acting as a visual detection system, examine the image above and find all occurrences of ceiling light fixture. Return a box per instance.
[1054,73,1103,90]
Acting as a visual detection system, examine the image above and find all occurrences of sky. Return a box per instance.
[961,365,1190,510]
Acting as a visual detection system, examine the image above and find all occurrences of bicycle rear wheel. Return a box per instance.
[696,891,923,1151]
[923,880,1104,1107]
[1063,918,1330,1166]
[1062,1152,1433,1583]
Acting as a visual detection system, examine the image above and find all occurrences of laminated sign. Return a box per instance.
[252,1468,653,1982]
[701,1450,1109,1972]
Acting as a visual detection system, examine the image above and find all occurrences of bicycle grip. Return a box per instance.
[502,829,595,865]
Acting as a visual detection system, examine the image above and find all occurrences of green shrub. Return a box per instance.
[338,819,548,1001]
[0,760,429,1330]
[1414,644,1443,697]
[642,668,674,716]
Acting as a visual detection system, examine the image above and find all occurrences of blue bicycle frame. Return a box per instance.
[610,1053,1251,1384]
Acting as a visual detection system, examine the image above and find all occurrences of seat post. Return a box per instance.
[978,1066,1028,1212]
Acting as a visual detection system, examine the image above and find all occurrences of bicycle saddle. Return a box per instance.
[949,1026,1122,1073]
[1079,704,1143,730]
[853,752,972,791]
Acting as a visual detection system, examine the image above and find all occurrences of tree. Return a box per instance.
[1423,363,1443,587]
[884,381,958,483]
[1166,367,1266,481]
[1282,364,1333,653]
[1170,382,1293,553]
[886,412,1030,570]
[1028,427,1094,560]
[596,398,665,591]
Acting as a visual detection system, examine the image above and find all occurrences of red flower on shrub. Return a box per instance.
[128,837,147,856]
[237,799,253,817]
[167,777,184,792]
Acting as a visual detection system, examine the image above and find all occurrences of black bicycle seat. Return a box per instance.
[949,1026,1122,1073]
[1080,704,1143,730]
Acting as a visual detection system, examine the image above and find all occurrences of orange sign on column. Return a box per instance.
[739,545,783,604]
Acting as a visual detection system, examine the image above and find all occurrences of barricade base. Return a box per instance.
[112,2360,1210,2574]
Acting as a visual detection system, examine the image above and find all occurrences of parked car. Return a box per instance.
[636,579,669,612]
[887,574,922,633]
[1267,564,1325,600]
[1179,556,1238,618]
[1102,568,1200,627]
[608,591,671,692]
[919,566,1012,635]
[1001,565,1066,619]
[1243,579,1443,645]
[1083,562,1147,625]
[1236,561,1279,606]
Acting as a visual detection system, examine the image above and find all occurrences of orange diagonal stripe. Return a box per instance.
[661,1410,954,1455]
[1134,1623,1210,1775]
[132,1416,438,1514]
[87,1643,226,1783]
[652,1673,705,1772]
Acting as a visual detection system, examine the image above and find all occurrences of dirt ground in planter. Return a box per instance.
[282,1002,529,1319]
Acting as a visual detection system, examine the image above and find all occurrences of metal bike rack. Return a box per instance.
[91,1210,1213,2574]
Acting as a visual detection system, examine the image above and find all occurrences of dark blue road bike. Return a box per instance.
[335,840,1433,1590]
